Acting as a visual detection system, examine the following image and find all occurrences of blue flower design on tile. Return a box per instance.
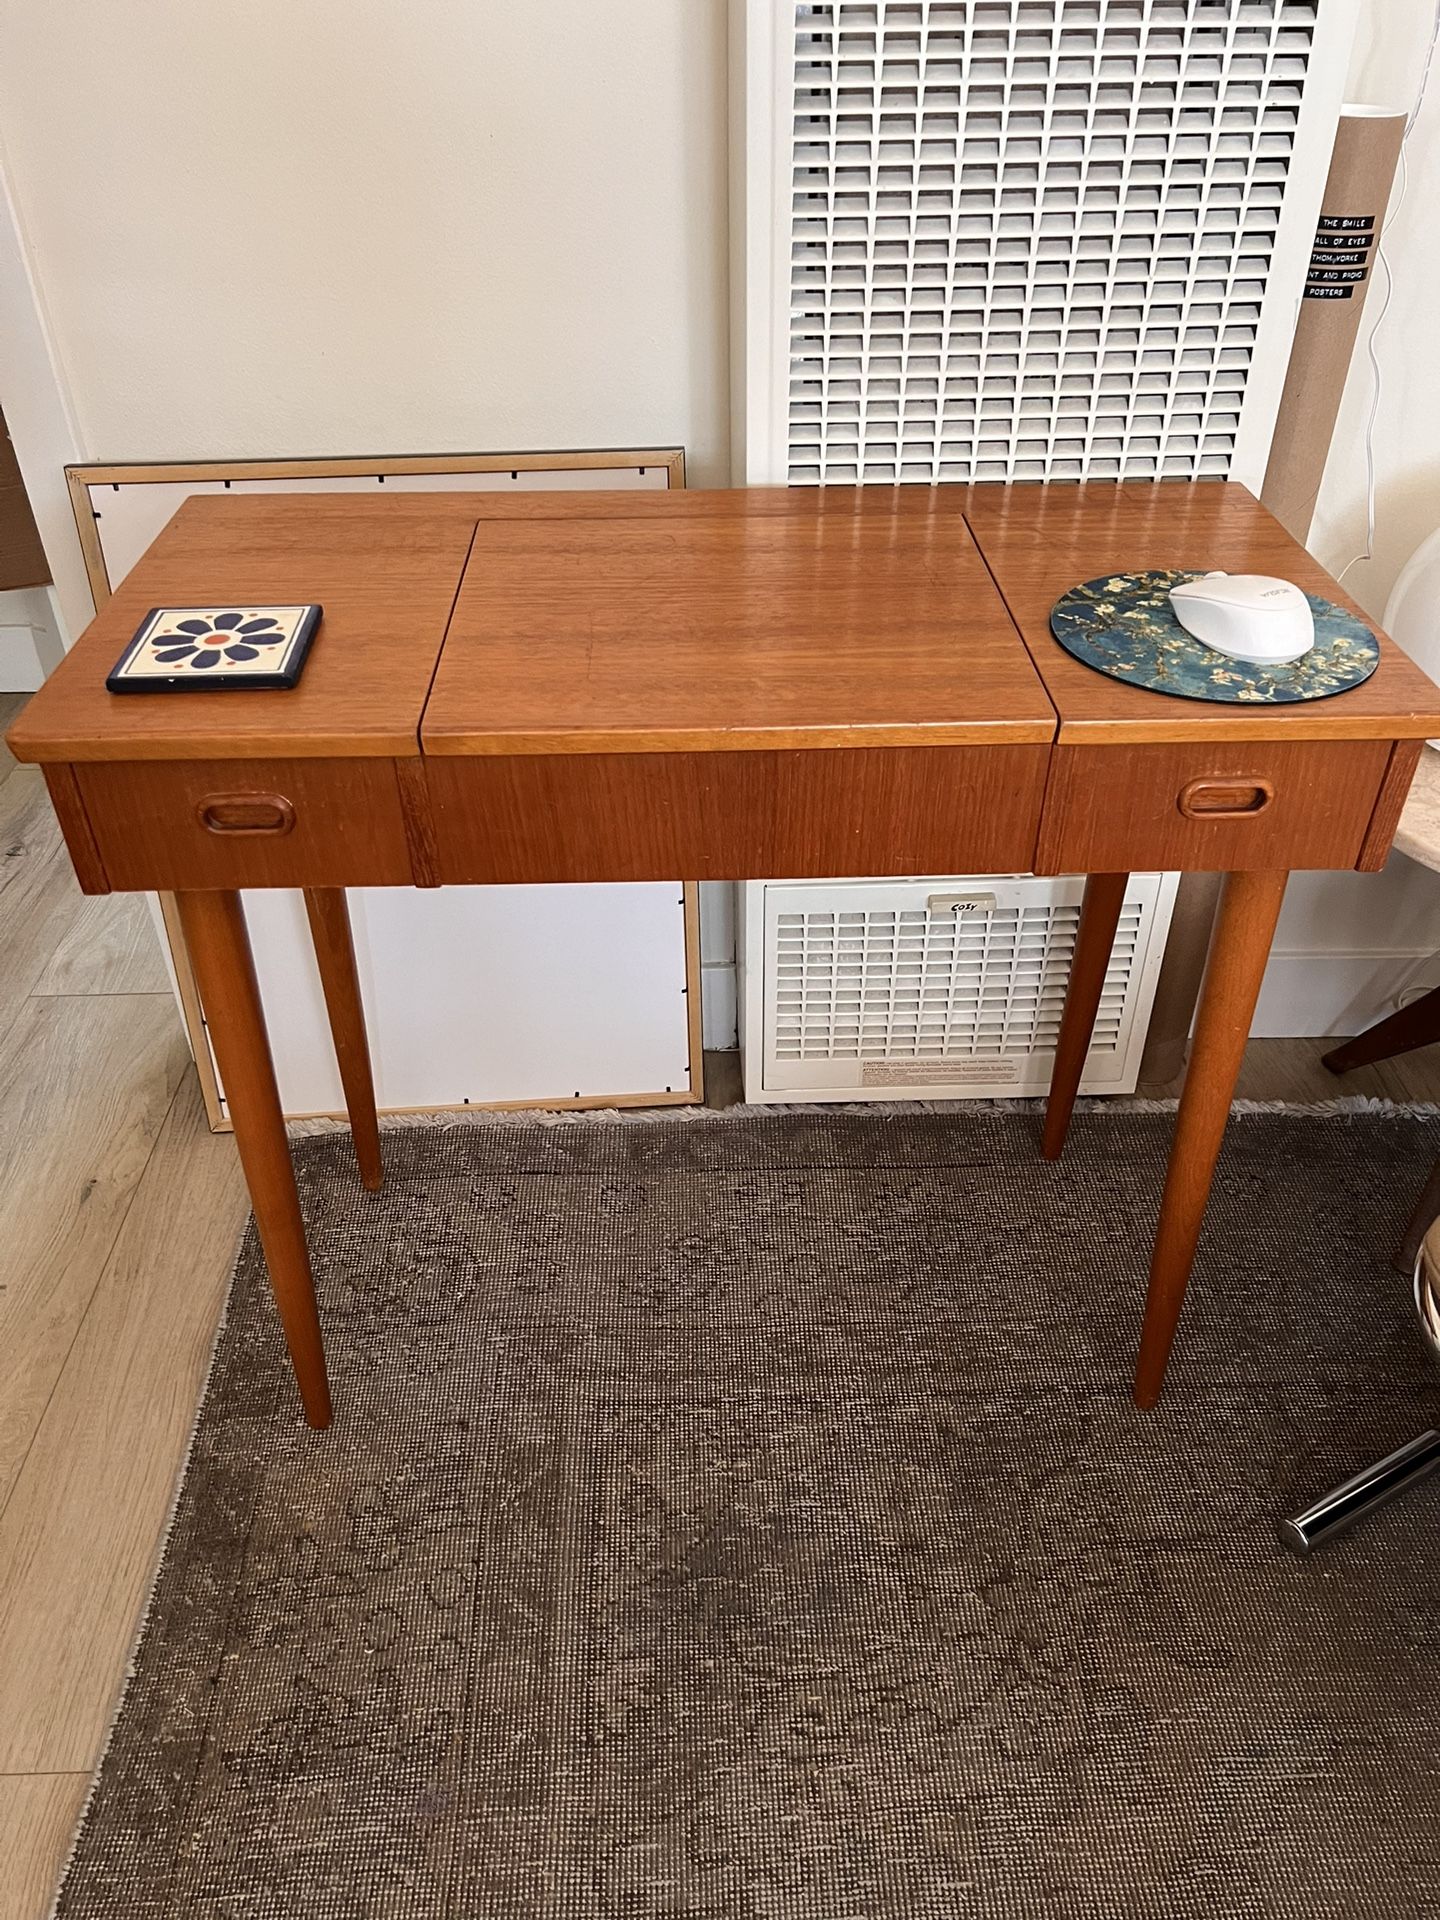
[151,612,288,672]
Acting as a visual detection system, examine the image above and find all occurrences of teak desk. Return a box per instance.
[11,482,1440,1430]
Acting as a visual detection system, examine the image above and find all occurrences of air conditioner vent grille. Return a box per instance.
[787,0,1318,485]
[772,899,1144,1061]
[743,875,1178,1104]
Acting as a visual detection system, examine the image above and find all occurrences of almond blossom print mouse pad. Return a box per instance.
[1049,570,1379,704]
[105,604,322,693]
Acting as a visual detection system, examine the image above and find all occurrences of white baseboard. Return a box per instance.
[0,620,44,691]
[0,585,64,688]
[1254,948,1440,1038]
[700,963,738,1050]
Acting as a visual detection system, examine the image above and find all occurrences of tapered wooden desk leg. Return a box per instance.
[176,890,333,1429]
[303,887,382,1192]
[1133,868,1288,1410]
[1042,872,1130,1161]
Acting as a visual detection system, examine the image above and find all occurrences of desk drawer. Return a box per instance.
[428,744,1050,882]
[76,758,418,891]
[1035,739,1393,875]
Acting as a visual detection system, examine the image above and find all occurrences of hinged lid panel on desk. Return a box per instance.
[961,481,1440,747]
[7,495,484,765]
[420,484,1056,756]
[417,485,1056,882]
[959,482,1440,876]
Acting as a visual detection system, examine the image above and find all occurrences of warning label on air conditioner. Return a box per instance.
[861,1058,1021,1087]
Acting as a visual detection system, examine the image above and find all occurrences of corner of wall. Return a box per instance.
[0,151,90,645]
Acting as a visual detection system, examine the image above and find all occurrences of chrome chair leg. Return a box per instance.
[1280,1229,1440,1556]
[1278,1430,1440,1555]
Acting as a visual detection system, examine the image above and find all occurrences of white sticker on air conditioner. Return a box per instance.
[861,1058,1021,1088]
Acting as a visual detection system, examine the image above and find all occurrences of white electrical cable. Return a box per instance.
[1337,147,1403,584]
[1337,1,1440,585]
[1408,0,1440,139]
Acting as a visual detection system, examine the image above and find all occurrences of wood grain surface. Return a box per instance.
[7,482,1438,936]
[40,766,109,894]
[11,481,1440,780]
[75,757,416,891]
[0,1776,88,1920]
[1042,872,1130,1159]
[1134,868,1291,1407]
[962,480,1440,744]
[34,892,168,996]
[6,495,481,764]
[174,892,331,1429]
[0,1076,245,1774]
[1356,740,1425,873]
[0,769,96,1033]
[1034,737,1393,874]
[0,692,24,777]
[302,888,382,1192]
[423,487,1055,754]
[425,744,1051,882]
[0,993,189,1508]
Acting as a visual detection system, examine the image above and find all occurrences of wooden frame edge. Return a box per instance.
[682,880,705,1103]
[157,891,228,1128]
[67,464,110,609]
[230,1086,705,1132]
[66,445,686,490]
[67,446,686,617]
[220,1091,702,1135]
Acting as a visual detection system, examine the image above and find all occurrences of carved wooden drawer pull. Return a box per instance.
[1177,777,1275,820]
[196,793,298,836]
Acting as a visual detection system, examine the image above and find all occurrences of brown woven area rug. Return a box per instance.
[57,1109,1440,1919]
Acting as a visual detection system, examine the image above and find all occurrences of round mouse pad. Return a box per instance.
[1048,569,1380,705]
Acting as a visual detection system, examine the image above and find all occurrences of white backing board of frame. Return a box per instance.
[69,450,699,1121]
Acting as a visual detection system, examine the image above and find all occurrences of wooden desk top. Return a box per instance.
[7,496,480,762]
[962,482,1440,745]
[11,481,1440,766]
[422,486,1055,755]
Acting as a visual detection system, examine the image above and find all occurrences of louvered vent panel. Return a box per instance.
[742,876,1177,1101]
[772,898,1144,1059]
[787,0,1319,485]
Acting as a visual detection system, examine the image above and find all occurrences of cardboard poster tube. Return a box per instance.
[1262,105,1407,544]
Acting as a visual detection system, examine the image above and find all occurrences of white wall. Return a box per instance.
[0,165,86,646]
[0,2,729,483]
[1254,0,1440,1036]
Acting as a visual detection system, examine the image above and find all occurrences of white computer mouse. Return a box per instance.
[1168,572,1315,665]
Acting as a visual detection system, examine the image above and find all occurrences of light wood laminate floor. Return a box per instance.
[0,693,248,1916]
[2,682,1439,1916]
